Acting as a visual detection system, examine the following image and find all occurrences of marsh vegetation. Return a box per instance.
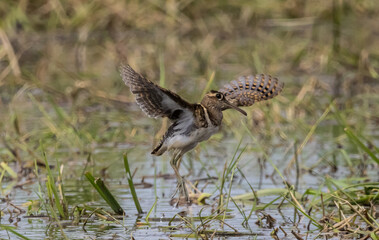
[0,0,378,239]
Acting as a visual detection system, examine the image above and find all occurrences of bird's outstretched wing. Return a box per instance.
[219,74,283,107]
[120,64,195,120]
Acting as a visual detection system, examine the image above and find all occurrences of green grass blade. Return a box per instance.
[233,188,298,200]
[43,151,67,219]
[284,195,322,229]
[159,53,166,87]
[0,225,31,240]
[145,198,158,223]
[84,172,124,215]
[290,101,333,168]
[201,71,215,98]
[123,154,143,214]
[46,175,66,219]
[0,162,17,179]
[222,146,246,223]
[34,151,68,239]
[230,197,248,225]
[344,127,379,165]
[218,161,227,212]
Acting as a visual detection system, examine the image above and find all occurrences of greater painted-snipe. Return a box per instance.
[120,64,283,202]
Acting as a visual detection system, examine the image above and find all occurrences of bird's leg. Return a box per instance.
[170,152,183,198]
[175,155,189,201]
[170,152,189,202]
[170,152,181,197]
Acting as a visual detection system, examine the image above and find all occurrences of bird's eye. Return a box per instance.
[216,93,223,100]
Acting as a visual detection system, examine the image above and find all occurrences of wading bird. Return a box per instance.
[120,64,283,202]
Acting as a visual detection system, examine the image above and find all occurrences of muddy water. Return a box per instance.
[1,106,377,239]
[2,137,346,240]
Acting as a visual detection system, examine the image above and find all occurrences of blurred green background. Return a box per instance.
[0,1,378,239]
[1,0,378,175]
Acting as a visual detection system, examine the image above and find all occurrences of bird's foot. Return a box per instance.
[180,176,190,202]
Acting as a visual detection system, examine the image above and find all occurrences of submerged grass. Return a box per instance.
[0,225,31,240]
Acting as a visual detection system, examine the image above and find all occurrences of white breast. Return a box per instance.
[165,104,221,153]
[167,125,220,150]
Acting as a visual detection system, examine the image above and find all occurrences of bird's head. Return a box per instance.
[201,90,247,116]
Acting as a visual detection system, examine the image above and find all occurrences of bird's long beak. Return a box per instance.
[224,99,247,116]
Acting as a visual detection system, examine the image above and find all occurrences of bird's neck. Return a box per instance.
[203,104,223,126]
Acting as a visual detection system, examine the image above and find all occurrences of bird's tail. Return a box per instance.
[151,134,167,156]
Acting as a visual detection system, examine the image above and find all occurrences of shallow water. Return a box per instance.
[2,1,379,237]
[3,131,376,240]
[1,94,378,240]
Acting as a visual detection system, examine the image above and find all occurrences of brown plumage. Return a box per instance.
[120,64,283,202]
[119,64,192,120]
[219,74,284,107]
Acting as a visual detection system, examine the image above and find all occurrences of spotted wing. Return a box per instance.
[120,64,195,120]
[219,74,283,107]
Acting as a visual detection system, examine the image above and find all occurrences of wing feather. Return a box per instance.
[120,64,195,120]
[219,74,283,107]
